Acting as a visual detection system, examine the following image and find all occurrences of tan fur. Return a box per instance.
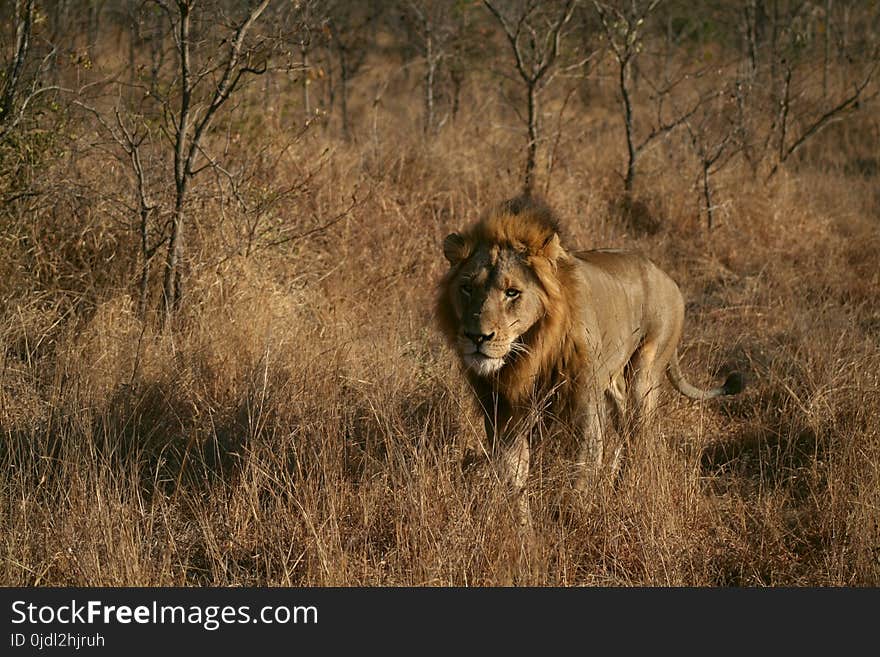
[437,196,743,527]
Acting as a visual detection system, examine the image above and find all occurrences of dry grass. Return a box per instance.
[2,43,879,587]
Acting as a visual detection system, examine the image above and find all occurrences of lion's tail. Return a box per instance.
[666,351,744,401]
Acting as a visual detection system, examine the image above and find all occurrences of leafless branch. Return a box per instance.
[484,0,578,194]
[767,60,878,180]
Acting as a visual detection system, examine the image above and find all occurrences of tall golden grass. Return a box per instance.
[1,35,879,586]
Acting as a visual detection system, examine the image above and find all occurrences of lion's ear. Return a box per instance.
[539,232,566,263]
[443,233,468,265]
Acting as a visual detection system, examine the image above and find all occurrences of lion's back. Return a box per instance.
[571,248,685,366]
[573,248,683,305]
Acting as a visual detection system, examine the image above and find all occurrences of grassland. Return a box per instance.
[1,18,879,586]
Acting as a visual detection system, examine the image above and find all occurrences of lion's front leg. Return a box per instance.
[482,403,534,530]
[498,430,532,530]
[573,401,606,493]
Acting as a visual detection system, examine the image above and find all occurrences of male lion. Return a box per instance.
[437,196,742,526]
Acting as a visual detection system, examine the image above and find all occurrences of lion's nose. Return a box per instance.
[465,331,495,345]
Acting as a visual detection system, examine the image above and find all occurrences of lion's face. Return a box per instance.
[443,239,547,377]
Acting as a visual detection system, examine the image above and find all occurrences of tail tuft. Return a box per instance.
[721,372,744,396]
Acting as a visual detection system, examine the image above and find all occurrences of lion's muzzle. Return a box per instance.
[464,330,495,345]
[459,331,511,376]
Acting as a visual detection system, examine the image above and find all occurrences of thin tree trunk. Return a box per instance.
[87,0,101,60]
[619,57,636,194]
[702,162,713,230]
[149,9,164,95]
[263,65,270,114]
[327,52,334,110]
[49,0,69,85]
[1,0,33,122]
[131,143,153,321]
[137,209,151,321]
[423,29,435,135]
[301,42,311,119]
[451,68,462,121]
[128,13,137,90]
[524,82,538,196]
[840,4,850,88]
[777,66,791,164]
[769,0,779,88]
[163,196,186,318]
[743,4,756,79]
[162,3,191,322]
[338,47,350,141]
[823,0,832,99]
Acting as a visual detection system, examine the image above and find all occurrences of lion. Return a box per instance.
[436,195,743,526]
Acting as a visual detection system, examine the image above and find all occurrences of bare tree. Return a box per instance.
[294,0,327,121]
[732,0,879,181]
[152,0,272,322]
[446,5,483,123]
[0,0,34,126]
[741,0,769,82]
[484,0,577,196]
[0,0,60,140]
[326,3,379,141]
[404,1,441,135]
[682,85,740,230]
[594,0,702,195]
[401,1,464,136]
[253,0,327,124]
[822,0,832,99]
[75,99,162,320]
[766,57,878,181]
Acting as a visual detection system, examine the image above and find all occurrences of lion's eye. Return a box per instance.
[505,288,520,299]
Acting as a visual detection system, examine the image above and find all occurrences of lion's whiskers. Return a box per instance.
[507,341,531,358]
